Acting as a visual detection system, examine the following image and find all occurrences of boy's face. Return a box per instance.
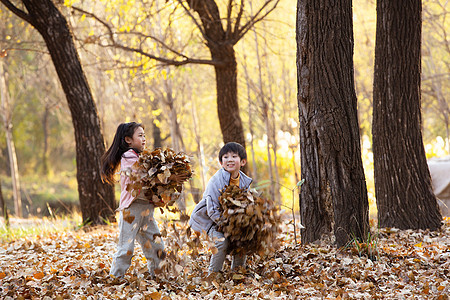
[220,151,246,175]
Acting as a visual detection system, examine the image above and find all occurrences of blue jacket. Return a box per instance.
[189,168,252,234]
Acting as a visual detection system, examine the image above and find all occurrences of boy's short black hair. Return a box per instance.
[218,142,247,163]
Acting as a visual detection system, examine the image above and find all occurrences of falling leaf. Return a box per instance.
[124,214,135,224]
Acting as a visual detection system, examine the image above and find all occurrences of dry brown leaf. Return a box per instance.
[149,291,162,300]
[144,240,152,249]
[124,214,135,224]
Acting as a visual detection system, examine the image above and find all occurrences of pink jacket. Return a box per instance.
[118,149,140,210]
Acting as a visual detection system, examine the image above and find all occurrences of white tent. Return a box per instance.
[428,156,450,217]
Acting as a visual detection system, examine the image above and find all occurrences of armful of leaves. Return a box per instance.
[125,147,193,209]
[218,185,281,256]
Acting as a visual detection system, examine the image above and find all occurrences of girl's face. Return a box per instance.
[220,151,246,178]
[125,126,146,151]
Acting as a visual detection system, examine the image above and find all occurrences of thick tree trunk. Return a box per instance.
[211,46,246,148]
[373,0,442,230]
[296,0,369,247]
[15,0,115,224]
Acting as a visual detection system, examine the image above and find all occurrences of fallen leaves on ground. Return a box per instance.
[0,217,449,299]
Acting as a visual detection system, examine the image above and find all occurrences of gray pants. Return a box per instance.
[208,226,246,273]
[110,200,165,277]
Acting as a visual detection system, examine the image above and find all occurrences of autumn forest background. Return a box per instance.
[0,0,447,219]
[0,0,449,298]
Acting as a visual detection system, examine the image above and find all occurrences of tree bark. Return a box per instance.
[296,0,369,247]
[373,0,442,230]
[3,0,116,224]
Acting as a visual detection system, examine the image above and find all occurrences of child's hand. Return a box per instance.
[169,173,189,184]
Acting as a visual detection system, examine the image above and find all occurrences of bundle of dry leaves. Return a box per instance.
[218,185,281,256]
[125,148,192,208]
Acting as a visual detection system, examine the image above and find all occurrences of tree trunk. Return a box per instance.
[296,0,369,247]
[0,180,10,226]
[42,104,49,176]
[151,97,164,149]
[211,46,246,148]
[7,0,116,224]
[241,46,258,183]
[373,0,442,230]
[186,0,247,151]
[0,59,22,218]
[252,25,275,200]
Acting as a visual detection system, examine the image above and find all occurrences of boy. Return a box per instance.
[189,142,252,274]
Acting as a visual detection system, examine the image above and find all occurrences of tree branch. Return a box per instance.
[233,0,245,39]
[225,0,233,39]
[71,6,224,67]
[175,0,209,43]
[0,0,32,24]
[234,0,280,43]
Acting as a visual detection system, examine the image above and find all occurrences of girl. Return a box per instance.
[101,122,165,278]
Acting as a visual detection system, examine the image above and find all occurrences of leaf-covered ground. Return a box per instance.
[1,216,449,299]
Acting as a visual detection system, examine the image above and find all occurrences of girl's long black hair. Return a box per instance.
[101,122,143,185]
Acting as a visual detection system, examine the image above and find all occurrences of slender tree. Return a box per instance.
[0,0,115,224]
[0,180,9,227]
[372,0,442,230]
[0,59,22,217]
[296,0,369,247]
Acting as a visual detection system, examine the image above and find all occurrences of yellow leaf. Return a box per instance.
[414,242,423,247]
[0,272,6,279]
[33,271,45,280]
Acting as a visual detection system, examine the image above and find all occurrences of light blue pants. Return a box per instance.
[208,226,246,273]
[110,200,165,277]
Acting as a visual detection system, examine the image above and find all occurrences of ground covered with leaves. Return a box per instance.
[1,216,449,299]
